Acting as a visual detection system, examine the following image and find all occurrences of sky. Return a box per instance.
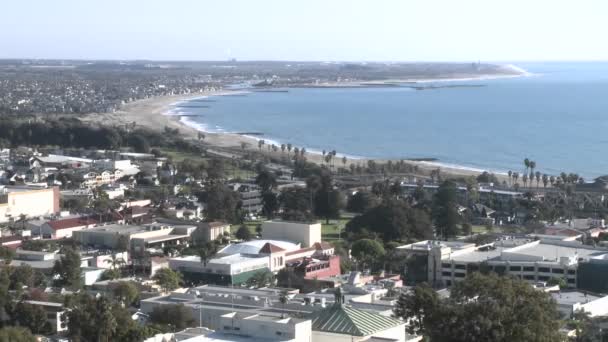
[2,0,608,61]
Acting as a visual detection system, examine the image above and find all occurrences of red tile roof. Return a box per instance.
[259,242,285,254]
[47,217,98,230]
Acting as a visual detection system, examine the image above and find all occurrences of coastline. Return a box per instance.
[85,73,525,182]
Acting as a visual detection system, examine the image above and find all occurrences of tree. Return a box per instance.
[128,134,150,153]
[0,247,15,265]
[199,183,242,223]
[112,281,140,307]
[393,283,439,336]
[261,191,279,218]
[149,304,196,331]
[12,301,51,334]
[350,239,385,270]
[64,294,118,342]
[394,273,563,342]
[53,247,82,289]
[432,181,461,240]
[346,191,380,213]
[279,290,289,318]
[314,187,344,224]
[152,268,182,293]
[255,170,277,193]
[236,225,253,241]
[0,327,36,342]
[346,199,432,242]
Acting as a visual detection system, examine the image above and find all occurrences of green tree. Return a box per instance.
[10,264,34,289]
[346,199,432,242]
[432,180,461,240]
[261,191,280,218]
[64,294,118,342]
[255,170,277,193]
[199,183,242,223]
[149,304,196,331]
[351,239,385,270]
[235,225,253,241]
[112,281,140,307]
[0,327,36,342]
[52,247,82,289]
[12,301,51,334]
[0,246,15,265]
[152,268,182,293]
[346,191,380,213]
[394,273,563,342]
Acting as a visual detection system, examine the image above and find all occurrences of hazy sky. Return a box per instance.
[2,0,607,61]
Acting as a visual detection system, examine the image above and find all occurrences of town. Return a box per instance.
[0,114,607,341]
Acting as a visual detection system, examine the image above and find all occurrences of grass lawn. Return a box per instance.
[322,217,350,241]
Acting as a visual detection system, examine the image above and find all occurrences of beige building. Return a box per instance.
[73,223,196,253]
[0,186,59,223]
[191,221,231,242]
[261,220,321,248]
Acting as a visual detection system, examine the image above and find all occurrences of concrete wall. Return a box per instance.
[0,187,58,223]
[262,221,321,248]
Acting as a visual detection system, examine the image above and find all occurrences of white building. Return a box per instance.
[0,186,59,223]
[552,291,608,318]
[261,220,321,248]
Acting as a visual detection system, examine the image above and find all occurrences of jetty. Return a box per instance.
[176,105,210,108]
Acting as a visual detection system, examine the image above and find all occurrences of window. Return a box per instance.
[442,271,452,277]
[538,267,550,273]
[568,278,576,284]
[523,266,535,272]
[538,276,549,281]
[523,275,535,280]
[455,273,466,278]
[454,264,466,270]
[568,269,576,275]
[224,326,232,331]
[510,266,521,271]
[442,263,451,269]
[552,268,564,274]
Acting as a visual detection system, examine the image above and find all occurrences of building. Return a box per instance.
[310,303,408,342]
[72,223,196,253]
[401,183,522,206]
[399,238,608,291]
[19,300,66,333]
[39,215,99,239]
[551,291,608,318]
[193,221,231,242]
[0,186,59,223]
[170,240,339,286]
[146,314,311,342]
[261,220,322,248]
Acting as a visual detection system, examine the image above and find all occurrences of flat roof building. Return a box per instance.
[0,186,59,223]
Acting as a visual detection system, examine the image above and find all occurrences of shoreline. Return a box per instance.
[85,73,526,181]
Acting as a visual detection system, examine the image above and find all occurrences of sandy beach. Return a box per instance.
[84,83,514,182]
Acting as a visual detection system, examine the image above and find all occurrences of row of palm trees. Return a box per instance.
[506,158,584,190]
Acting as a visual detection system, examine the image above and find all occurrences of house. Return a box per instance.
[40,216,99,239]
[19,300,66,333]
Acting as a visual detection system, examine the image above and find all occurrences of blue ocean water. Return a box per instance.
[176,62,608,179]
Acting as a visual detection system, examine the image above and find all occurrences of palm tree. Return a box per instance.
[257,139,265,151]
[281,144,286,154]
[508,171,512,185]
[287,143,292,156]
[535,171,541,188]
[550,175,556,187]
[522,174,528,188]
[542,174,549,188]
[300,148,306,157]
[524,158,530,177]
[105,254,126,271]
[529,160,536,179]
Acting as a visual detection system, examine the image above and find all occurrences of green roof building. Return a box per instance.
[310,303,411,342]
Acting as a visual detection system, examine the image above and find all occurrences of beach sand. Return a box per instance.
[83,88,510,183]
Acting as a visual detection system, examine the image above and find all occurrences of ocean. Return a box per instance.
[170,62,608,179]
